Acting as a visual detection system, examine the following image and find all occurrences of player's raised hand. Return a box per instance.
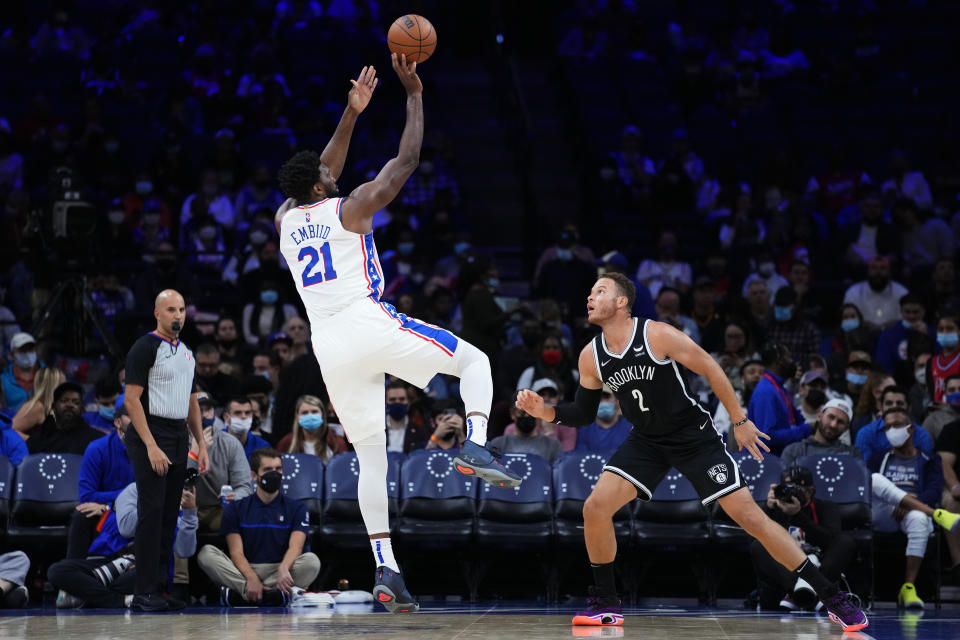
[391,53,422,95]
[733,419,771,461]
[348,65,379,113]
[515,389,546,420]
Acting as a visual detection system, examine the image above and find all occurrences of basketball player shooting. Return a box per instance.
[516,273,868,632]
[275,55,521,613]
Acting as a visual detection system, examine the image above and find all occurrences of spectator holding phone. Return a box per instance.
[425,400,467,451]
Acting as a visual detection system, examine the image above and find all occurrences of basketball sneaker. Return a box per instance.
[372,566,419,613]
[822,590,868,632]
[56,589,84,609]
[454,441,522,488]
[289,587,334,608]
[934,508,960,532]
[572,586,623,626]
[898,583,924,609]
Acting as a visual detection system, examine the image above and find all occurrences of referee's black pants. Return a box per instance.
[125,418,189,595]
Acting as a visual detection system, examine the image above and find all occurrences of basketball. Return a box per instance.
[387,14,436,63]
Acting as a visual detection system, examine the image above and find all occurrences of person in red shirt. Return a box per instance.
[931,312,960,405]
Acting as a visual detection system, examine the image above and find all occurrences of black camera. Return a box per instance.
[773,481,805,503]
[183,467,199,489]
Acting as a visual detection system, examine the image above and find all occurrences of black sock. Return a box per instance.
[590,562,617,597]
[794,559,837,600]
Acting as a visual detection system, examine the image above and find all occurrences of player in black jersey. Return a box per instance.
[516,273,868,632]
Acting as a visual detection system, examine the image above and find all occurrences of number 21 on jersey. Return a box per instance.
[632,389,650,412]
[299,243,337,286]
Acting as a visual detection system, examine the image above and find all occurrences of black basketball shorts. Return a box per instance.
[602,421,743,505]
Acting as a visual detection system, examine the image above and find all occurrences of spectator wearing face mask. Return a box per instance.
[855,385,935,463]
[636,230,693,299]
[503,379,576,452]
[491,394,563,463]
[194,343,241,406]
[2,332,43,413]
[843,256,909,332]
[223,396,270,461]
[533,224,596,289]
[186,418,253,533]
[384,381,430,453]
[741,255,789,303]
[11,367,66,436]
[574,385,631,452]
[180,169,236,233]
[223,216,275,285]
[909,349,934,424]
[380,228,428,300]
[781,399,858,468]
[923,374,960,441]
[67,399,135,559]
[874,293,936,378]
[277,395,347,461]
[930,311,960,405]
[713,360,765,442]
[242,281,298,347]
[83,376,123,434]
[515,335,580,400]
[767,287,821,367]
[26,382,105,455]
[795,370,829,426]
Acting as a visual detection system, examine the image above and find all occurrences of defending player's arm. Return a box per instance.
[647,320,771,461]
[340,53,423,234]
[321,65,379,180]
[516,344,603,427]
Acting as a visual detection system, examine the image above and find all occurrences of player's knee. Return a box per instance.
[583,494,615,521]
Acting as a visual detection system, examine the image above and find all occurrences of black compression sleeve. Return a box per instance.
[551,385,603,427]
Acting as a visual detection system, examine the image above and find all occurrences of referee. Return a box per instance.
[124,289,210,611]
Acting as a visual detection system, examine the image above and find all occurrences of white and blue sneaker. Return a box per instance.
[454,441,522,488]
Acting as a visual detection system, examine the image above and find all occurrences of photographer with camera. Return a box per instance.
[425,399,467,451]
[750,465,855,611]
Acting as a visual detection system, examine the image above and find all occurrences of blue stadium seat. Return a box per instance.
[397,449,477,550]
[321,451,403,550]
[633,468,711,545]
[476,453,554,550]
[7,453,83,546]
[712,452,784,544]
[553,450,632,549]
[0,454,14,535]
[795,454,871,534]
[281,453,324,526]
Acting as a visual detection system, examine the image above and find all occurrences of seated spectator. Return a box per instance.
[242,374,276,440]
[743,278,773,347]
[843,256,908,331]
[26,382,104,455]
[0,551,29,608]
[875,293,936,378]
[194,343,241,406]
[197,391,225,432]
[277,395,347,461]
[516,336,580,400]
[490,407,563,463]
[713,359,764,441]
[213,317,249,370]
[894,198,954,278]
[50,482,197,610]
[839,186,898,275]
[710,321,757,391]
[795,370,829,426]
[67,399,134,560]
[856,385,935,463]
[750,465,854,611]
[267,331,294,365]
[923,374,960,441]
[11,366,66,436]
[936,418,960,575]
[767,287,821,367]
[82,376,123,434]
[653,287,700,344]
[242,280,299,347]
[186,421,253,532]
[223,396,270,460]
[424,399,467,451]
[851,370,894,434]
[597,251,656,320]
[741,254,789,303]
[384,381,430,453]
[909,349,934,424]
[636,230,693,298]
[748,343,809,454]
[197,448,320,606]
[868,407,959,609]
[533,223,596,291]
[2,332,43,413]
[781,399,858,468]
[497,316,541,400]
[575,386,631,453]
[283,316,310,359]
[0,415,27,465]
[931,310,960,404]
[690,276,724,353]
[504,379,576,451]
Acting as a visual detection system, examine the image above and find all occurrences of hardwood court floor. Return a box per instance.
[0,602,953,640]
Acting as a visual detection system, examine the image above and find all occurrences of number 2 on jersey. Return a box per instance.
[299,243,337,286]
[631,389,650,412]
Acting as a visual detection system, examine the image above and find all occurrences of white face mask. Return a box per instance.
[915,368,926,385]
[228,416,253,434]
[885,425,911,448]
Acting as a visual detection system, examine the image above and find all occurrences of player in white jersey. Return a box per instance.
[275,56,520,612]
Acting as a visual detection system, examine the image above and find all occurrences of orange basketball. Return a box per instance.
[388,14,437,63]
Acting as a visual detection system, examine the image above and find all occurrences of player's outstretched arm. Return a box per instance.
[648,320,770,461]
[516,343,603,427]
[321,65,379,180]
[340,54,422,235]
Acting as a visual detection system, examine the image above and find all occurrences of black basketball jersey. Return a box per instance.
[591,318,711,436]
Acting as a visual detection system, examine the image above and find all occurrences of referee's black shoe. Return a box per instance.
[163,593,187,610]
[130,593,171,612]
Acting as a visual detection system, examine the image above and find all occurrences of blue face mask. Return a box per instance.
[202,417,215,428]
[261,290,279,305]
[947,392,960,409]
[596,401,616,420]
[386,402,409,420]
[454,242,470,255]
[902,319,914,330]
[556,248,573,261]
[938,333,959,348]
[299,413,324,432]
[98,405,115,421]
[841,319,860,333]
[397,242,414,256]
[774,306,792,322]
[846,372,868,386]
[487,278,499,290]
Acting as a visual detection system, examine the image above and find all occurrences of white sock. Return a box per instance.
[371,537,399,572]
[465,414,488,445]
[124,594,134,607]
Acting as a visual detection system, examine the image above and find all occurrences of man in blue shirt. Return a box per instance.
[0,415,27,466]
[222,396,270,460]
[82,377,123,434]
[66,398,135,559]
[874,293,936,377]
[197,447,319,606]
[748,343,809,454]
[575,386,632,453]
[855,385,935,464]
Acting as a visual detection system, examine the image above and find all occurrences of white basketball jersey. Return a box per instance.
[278,198,385,320]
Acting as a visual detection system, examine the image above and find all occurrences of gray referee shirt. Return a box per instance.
[125,332,196,420]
